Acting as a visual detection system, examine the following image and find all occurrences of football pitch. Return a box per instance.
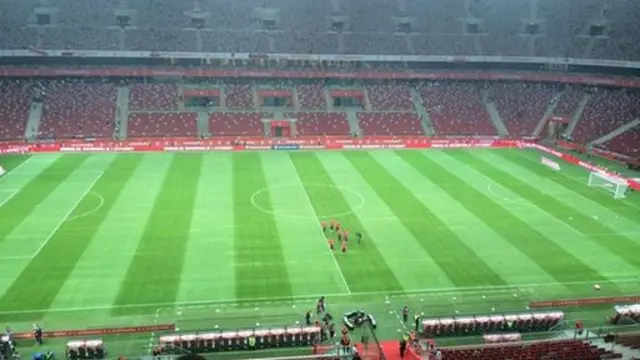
[0,148,639,355]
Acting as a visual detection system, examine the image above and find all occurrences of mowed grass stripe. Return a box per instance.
[0,154,132,319]
[232,153,292,301]
[290,152,403,293]
[465,151,640,268]
[0,155,88,242]
[381,151,557,286]
[113,154,202,313]
[0,155,30,173]
[418,151,607,287]
[344,152,505,287]
[502,150,640,224]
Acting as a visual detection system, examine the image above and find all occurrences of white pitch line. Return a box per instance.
[285,155,352,295]
[0,156,32,182]
[30,170,105,259]
[3,276,638,316]
[0,190,18,208]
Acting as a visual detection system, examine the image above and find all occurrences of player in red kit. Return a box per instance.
[321,221,327,233]
[341,240,347,253]
[328,239,335,251]
[343,230,349,242]
[337,230,343,242]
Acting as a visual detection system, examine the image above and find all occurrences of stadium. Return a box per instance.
[0,0,640,359]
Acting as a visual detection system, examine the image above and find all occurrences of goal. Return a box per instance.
[588,172,628,199]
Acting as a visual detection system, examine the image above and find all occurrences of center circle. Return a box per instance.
[250,183,366,220]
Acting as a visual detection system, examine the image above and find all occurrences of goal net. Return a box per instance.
[588,172,628,199]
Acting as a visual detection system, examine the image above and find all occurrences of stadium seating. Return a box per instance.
[296,84,327,110]
[0,81,30,141]
[0,0,639,60]
[224,85,255,109]
[366,85,414,111]
[127,112,198,138]
[490,83,555,136]
[208,112,264,136]
[357,113,424,136]
[615,332,640,350]
[421,82,497,136]
[39,82,117,139]
[554,87,585,118]
[600,127,640,158]
[129,84,178,111]
[440,339,622,360]
[422,311,564,337]
[572,89,640,144]
[294,112,350,136]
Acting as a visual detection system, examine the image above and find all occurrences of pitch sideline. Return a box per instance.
[2,276,637,316]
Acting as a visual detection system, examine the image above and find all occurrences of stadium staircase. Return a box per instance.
[290,86,301,111]
[115,86,130,139]
[25,101,43,140]
[590,118,640,145]
[346,111,362,135]
[533,90,563,138]
[481,90,510,136]
[361,86,373,112]
[196,112,209,136]
[323,87,333,112]
[564,93,592,137]
[410,87,436,136]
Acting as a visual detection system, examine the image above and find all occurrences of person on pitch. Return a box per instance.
[341,239,347,254]
[337,229,343,242]
[321,221,327,233]
[355,231,363,245]
[402,305,409,323]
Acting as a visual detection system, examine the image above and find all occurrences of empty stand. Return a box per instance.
[127,112,198,137]
[294,112,349,136]
[366,85,414,111]
[422,83,497,136]
[296,84,327,110]
[554,87,584,117]
[440,339,621,360]
[491,83,555,136]
[224,85,254,109]
[358,113,424,136]
[572,88,640,144]
[0,81,30,140]
[129,84,178,111]
[209,112,264,136]
[39,82,117,139]
[600,127,640,158]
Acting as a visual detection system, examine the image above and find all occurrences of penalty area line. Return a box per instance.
[4,276,639,316]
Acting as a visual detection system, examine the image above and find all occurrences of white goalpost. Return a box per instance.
[588,171,628,199]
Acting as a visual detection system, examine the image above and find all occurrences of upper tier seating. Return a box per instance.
[600,126,640,158]
[1,0,640,60]
[491,83,555,136]
[572,88,640,144]
[366,85,414,111]
[0,81,30,140]
[294,112,350,136]
[440,339,621,360]
[296,84,327,110]
[358,113,424,136]
[127,112,198,137]
[209,112,264,136]
[39,82,116,139]
[129,84,178,111]
[422,83,497,136]
[225,85,254,109]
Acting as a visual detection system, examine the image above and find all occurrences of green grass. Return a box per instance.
[0,148,639,357]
